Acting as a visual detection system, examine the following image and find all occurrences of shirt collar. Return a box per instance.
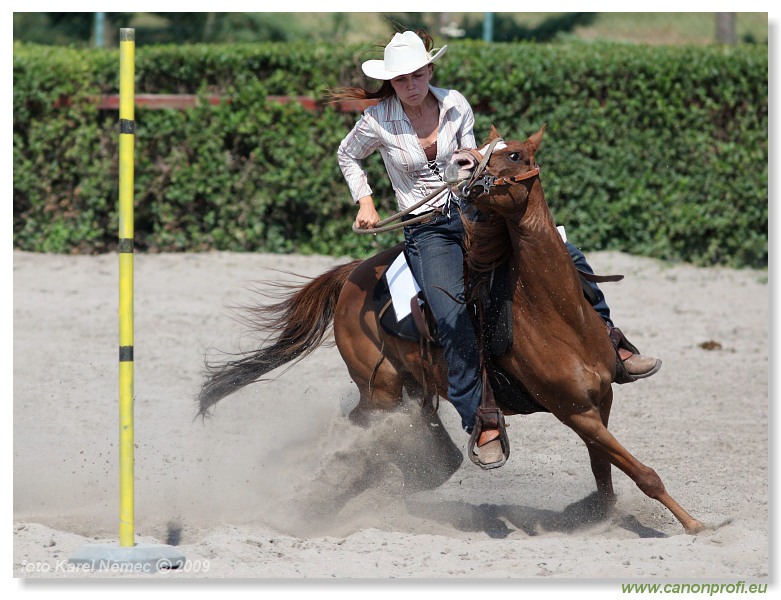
[385,85,455,122]
[429,85,456,111]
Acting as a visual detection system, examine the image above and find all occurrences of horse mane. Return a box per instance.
[462,209,513,274]
[462,130,536,274]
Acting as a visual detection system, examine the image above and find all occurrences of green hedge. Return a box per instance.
[13,40,767,267]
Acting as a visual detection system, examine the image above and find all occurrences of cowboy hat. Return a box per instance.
[362,31,447,80]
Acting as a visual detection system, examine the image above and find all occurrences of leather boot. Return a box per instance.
[618,347,662,378]
[608,325,662,380]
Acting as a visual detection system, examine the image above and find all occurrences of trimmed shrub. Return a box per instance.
[13,40,767,267]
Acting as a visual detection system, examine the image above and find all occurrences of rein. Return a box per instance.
[351,183,453,235]
[350,137,539,235]
[351,139,504,235]
[351,140,501,235]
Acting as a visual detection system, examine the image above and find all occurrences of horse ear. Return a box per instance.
[488,125,502,141]
[527,123,547,154]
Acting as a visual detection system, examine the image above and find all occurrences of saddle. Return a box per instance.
[373,251,547,417]
[374,259,422,344]
[373,249,634,413]
[373,250,514,354]
[376,251,621,345]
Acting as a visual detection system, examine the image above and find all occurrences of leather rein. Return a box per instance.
[351,182,451,235]
[351,138,540,235]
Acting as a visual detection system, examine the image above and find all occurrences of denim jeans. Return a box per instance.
[404,202,481,431]
[565,241,613,327]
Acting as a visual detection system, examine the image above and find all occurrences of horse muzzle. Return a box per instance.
[444,151,480,196]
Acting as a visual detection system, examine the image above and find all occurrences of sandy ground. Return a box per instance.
[11,249,769,589]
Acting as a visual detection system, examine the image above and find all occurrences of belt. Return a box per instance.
[401,203,450,226]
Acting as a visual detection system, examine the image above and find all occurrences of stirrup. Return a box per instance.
[468,406,510,469]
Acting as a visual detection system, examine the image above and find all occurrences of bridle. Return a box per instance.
[460,138,541,200]
[351,138,540,235]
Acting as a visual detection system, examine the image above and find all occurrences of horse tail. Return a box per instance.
[197,260,360,418]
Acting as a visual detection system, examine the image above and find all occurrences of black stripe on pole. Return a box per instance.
[120,28,135,42]
[119,346,134,362]
[119,119,135,134]
[118,238,134,253]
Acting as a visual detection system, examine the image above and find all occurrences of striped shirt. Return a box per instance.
[337,86,476,214]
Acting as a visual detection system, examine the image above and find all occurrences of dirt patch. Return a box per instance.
[13,250,768,580]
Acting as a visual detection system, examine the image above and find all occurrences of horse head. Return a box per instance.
[445,123,546,218]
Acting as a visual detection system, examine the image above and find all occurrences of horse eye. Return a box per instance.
[508,152,521,162]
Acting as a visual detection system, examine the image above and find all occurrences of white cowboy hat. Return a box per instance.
[362,31,447,80]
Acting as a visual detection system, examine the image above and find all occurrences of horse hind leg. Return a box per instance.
[565,409,705,534]
[347,351,406,427]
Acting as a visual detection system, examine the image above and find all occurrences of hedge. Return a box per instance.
[13,40,768,267]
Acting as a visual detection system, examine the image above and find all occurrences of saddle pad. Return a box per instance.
[374,253,426,343]
[386,251,421,321]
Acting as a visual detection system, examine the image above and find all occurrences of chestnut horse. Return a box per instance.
[198,124,704,535]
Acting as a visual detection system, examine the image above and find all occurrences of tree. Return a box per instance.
[716,12,737,44]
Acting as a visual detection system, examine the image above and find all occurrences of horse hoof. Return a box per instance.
[348,409,371,428]
[685,519,706,535]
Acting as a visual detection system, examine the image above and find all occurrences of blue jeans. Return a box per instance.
[565,241,613,327]
[404,202,481,431]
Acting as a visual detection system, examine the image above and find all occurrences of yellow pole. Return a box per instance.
[118,27,135,548]
[71,29,183,571]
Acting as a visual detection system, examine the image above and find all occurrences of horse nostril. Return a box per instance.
[444,161,465,184]
[445,152,477,183]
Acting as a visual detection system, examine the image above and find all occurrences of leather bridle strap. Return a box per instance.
[492,166,541,186]
[462,138,541,199]
[462,138,503,192]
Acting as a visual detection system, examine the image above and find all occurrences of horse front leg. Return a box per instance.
[577,388,615,504]
[564,409,705,534]
[593,388,615,498]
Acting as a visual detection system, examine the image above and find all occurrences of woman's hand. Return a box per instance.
[355,196,380,230]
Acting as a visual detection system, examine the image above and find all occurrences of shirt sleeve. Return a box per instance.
[337,110,382,202]
[457,94,476,150]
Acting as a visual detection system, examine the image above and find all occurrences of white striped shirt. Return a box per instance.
[337,86,476,214]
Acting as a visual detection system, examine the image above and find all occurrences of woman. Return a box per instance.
[335,30,659,468]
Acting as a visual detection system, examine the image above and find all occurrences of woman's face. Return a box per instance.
[390,65,433,108]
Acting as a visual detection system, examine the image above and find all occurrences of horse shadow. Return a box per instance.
[292,408,668,540]
[404,494,668,539]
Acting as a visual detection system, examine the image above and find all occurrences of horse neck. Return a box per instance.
[507,180,584,313]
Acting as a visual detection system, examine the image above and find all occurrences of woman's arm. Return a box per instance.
[337,112,381,204]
